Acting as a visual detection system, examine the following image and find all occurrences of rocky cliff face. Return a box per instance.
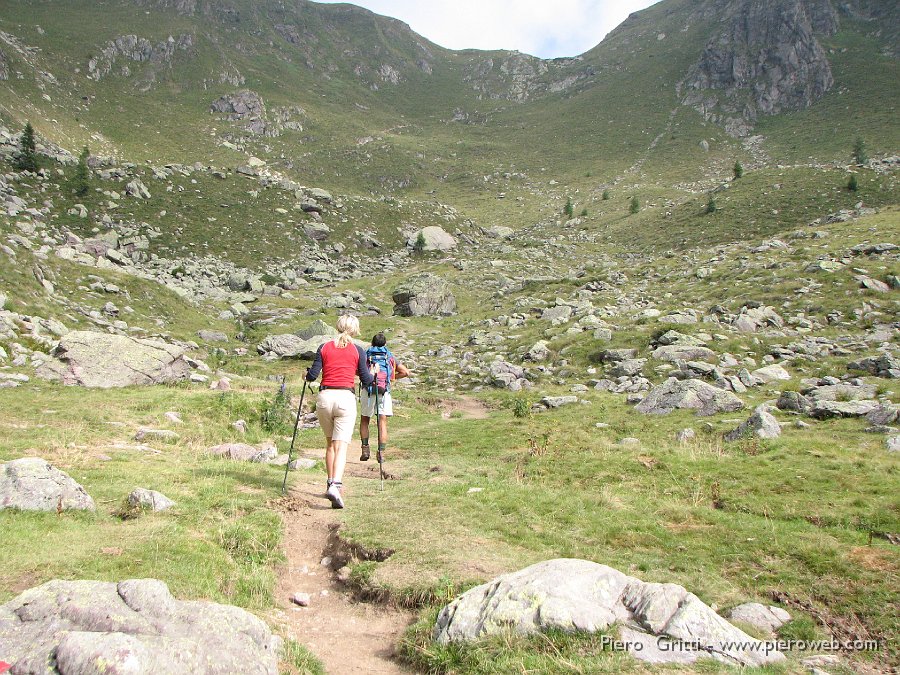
[0,48,8,81]
[87,33,194,86]
[464,53,594,101]
[681,0,838,136]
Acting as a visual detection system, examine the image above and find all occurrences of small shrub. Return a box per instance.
[512,398,531,418]
[601,189,611,200]
[579,207,588,217]
[260,382,292,433]
[733,160,744,179]
[852,136,868,165]
[847,174,859,192]
[563,197,574,218]
[629,196,640,214]
[705,194,718,214]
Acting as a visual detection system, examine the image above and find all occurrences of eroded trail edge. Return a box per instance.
[272,467,414,675]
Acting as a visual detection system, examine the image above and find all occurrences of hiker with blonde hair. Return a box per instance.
[305,314,374,508]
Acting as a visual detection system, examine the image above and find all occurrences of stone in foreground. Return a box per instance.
[37,331,190,387]
[728,602,790,634]
[433,559,783,667]
[0,457,95,512]
[0,579,280,673]
[636,378,745,416]
[128,488,176,512]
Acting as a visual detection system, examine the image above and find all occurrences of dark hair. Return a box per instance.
[371,332,387,347]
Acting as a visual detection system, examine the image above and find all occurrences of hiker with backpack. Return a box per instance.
[359,332,410,465]
[305,315,374,509]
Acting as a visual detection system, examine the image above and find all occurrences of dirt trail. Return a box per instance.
[273,443,414,675]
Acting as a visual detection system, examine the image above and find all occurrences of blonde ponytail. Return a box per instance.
[334,314,360,348]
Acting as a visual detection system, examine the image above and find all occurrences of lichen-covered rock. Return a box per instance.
[636,378,745,416]
[0,579,280,673]
[434,559,783,667]
[392,273,457,316]
[36,331,190,388]
[0,458,95,512]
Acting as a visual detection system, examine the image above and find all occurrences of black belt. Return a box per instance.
[319,386,355,391]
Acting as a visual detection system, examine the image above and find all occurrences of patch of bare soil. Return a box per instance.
[439,395,490,420]
[272,458,414,674]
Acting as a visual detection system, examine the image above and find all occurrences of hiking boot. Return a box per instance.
[359,445,370,462]
[325,483,344,509]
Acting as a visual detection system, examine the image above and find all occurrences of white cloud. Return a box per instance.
[313,0,661,58]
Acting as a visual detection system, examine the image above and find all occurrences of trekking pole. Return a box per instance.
[281,376,309,495]
[374,383,384,492]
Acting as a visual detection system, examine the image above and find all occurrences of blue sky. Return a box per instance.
[314,1,661,58]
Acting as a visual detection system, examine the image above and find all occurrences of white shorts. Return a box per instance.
[360,389,393,417]
[316,389,357,442]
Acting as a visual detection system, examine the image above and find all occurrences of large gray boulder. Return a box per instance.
[257,334,317,359]
[0,458,95,512]
[488,360,531,391]
[0,578,280,673]
[36,331,190,388]
[810,400,880,419]
[847,354,900,379]
[296,319,338,341]
[652,345,716,362]
[408,225,457,251]
[732,306,784,333]
[392,273,457,316]
[433,559,783,668]
[725,407,781,441]
[541,305,573,325]
[636,378,745,416]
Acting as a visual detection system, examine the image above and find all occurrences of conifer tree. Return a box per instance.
[14,122,39,173]
[629,196,640,214]
[71,146,90,197]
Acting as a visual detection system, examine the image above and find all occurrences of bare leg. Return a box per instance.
[324,437,334,479]
[331,440,349,483]
[377,415,388,446]
[360,415,371,440]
